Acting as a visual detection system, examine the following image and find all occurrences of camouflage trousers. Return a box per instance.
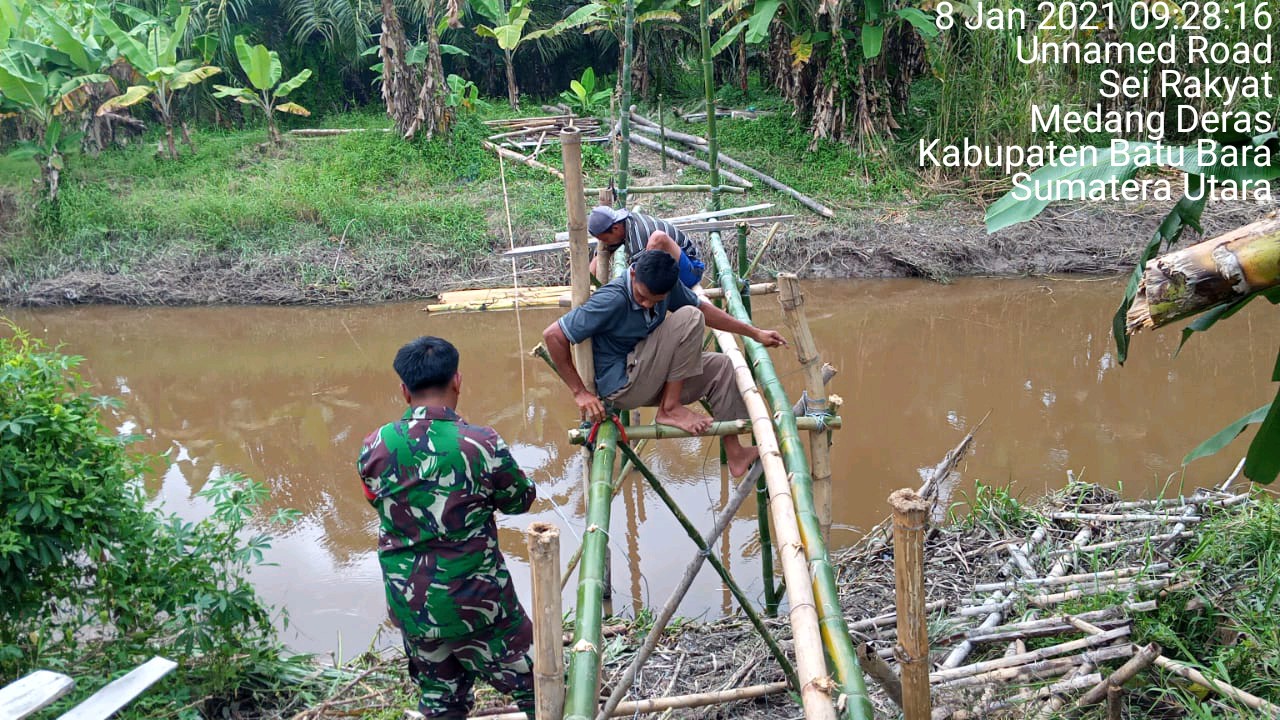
[403,606,536,719]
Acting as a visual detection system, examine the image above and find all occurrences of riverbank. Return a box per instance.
[279,478,1280,720]
[2,107,1272,306]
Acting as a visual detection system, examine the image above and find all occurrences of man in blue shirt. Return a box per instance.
[542,250,786,477]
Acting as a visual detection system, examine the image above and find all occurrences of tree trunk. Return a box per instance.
[633,36,649,101]
[504,49,520,108]
[738,32,749,94]
[164,120,177,159]
[180,121,196,154]
[380,0,422,138]
[42,153,61,203]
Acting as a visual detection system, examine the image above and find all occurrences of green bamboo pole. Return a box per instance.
[707,231,874,720]
[617,0,635,207]
[658,93,667,171]
[698,0,720,211]
[560,438,649,590]
[564,422,619,720]
[568,416,841,443]
[614,443,799,690]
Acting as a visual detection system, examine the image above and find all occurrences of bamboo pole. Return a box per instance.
[745,222,782,279]
[563,423,618,720]
[928,626,1132,684]
[526,523,565,720]
[1128,216,1280,333]
[934,645,1135,689]
[629,115,709,147]
[778,274,833,544]
[617,0,634,206]
[1048,512,1201,523]
[562,129,594,396]
[707,234,871,720]
[567,416,840,443]
[584,184,745,195]
[557,282,777,307]
[889,489,931,720]
[472,682,789,720]
[596,445,800,718]
[1075,642,1161,707]
[1068,616,1280,715]
[627,133,753,189]
[698,0,720,210]
[489,123,558,141]
[971,563,1172,593]
[535,203,773,245]
[558,438,648,590]
[699,326,836,720]
[658,95,667,171]
[484,141,565,180]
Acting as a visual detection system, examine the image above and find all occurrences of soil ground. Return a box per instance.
[1,134,1273,307]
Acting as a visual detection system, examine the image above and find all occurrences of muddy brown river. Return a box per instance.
[7,278,1277,655]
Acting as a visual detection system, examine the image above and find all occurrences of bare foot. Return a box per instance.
[724,443,760,478]
[656,404,713,435]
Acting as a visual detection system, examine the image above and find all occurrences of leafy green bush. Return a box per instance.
[0,325,298,711]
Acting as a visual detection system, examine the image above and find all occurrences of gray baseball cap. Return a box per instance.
[587,206,630,237]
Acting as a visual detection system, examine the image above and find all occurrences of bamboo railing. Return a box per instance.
[707,232,874,720]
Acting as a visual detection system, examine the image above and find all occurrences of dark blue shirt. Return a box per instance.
[557,273,701,397]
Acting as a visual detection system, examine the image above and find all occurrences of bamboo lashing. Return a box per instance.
[889,489,931,720]
[525,523,564,720]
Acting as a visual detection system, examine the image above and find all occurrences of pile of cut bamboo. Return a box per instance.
[481,115,605,181]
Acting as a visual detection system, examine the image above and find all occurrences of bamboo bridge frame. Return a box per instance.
[513,108,874,720]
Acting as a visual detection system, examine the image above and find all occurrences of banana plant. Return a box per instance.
[212,36,312,146]
[472,0,532,108]
[529,0,682,89]
[558,66,610,115]
[0,0,109,201]
[96,5,221,159]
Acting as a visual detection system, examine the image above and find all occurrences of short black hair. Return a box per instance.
[632,250,679,295]
[393,336,459,393]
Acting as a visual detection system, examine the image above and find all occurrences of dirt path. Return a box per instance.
[2,198,1271,306]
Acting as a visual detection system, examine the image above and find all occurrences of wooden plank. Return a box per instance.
[0,670,75,720]
[57,657,177,720]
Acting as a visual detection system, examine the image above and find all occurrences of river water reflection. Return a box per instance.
[7,278,1276,655]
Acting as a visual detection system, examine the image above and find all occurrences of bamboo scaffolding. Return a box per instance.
[707,233,872,720]
[698,0,720,210]
[778,274,833,543]
[1128,216,1280,333]
[562,422,617,720]
[745,222,783,279]
[483,141,565,181]
[627,133,753,189]
[584,184,745,195]
[1068,616,1280,715]
[596,448,799,719]
[890,489,931,720]
[676,216,796,233]
[471,682,789,720]
[556,282,777,307]
[567,416,840,443]
[523,203,774,249]
[526,523,564,720]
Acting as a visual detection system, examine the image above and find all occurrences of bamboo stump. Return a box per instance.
[890,489,931,720]
[526,523,565,720]
[777,274,833,544]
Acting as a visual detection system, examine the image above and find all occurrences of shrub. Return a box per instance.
[0,325,298,710]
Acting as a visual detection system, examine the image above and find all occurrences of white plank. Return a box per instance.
[56,657,177,720]
[0,671,75,720]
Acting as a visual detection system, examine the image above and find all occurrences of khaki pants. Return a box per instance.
[607,306,748,421]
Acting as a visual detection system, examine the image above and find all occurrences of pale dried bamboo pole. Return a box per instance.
[489,123,558,140]
[1075,642,1161,707]
[934,645,1134,689]
[1045,531,1194,557]
[484,141,565,180]
[972,563,1172,593]
[526,523,564,720]
[1049,512,1202,523]
[703,324,837,720]
[890,489,931,720]
[1069,616,1280,715]
[856,643,902,708]
[778,274,834,544]
[929,626,1132,684]
[471,682,789,720]
[848,600,948,634]
[945,673,1103,719]
[1028,578,1176,608]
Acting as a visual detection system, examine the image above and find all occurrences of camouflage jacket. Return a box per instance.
[358,405,536,639]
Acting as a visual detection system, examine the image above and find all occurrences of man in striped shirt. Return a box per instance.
[588,206,706,287]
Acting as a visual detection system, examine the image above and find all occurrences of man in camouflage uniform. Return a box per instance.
[358,336,537,719]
